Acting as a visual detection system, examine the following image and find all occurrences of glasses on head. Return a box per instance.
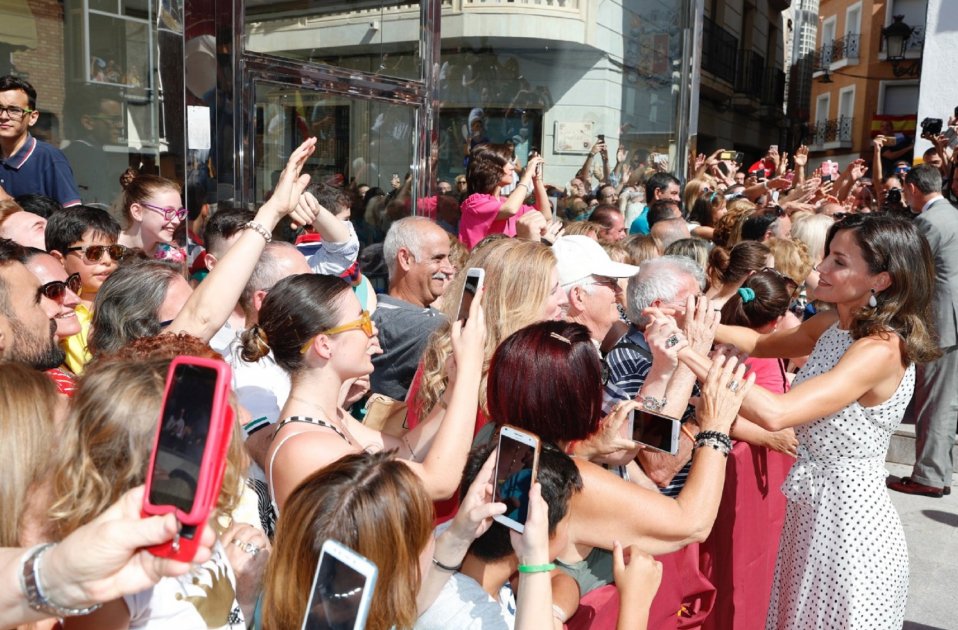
[65,243,130,263]
[141,202,187,222]
[0,105,34,121]
[761,267,799,293]
[38,273,82,302]
[299,310,374,354]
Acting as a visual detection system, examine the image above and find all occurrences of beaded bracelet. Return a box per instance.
[518,562,556,574]
[243,220,272,243]
[694,430,732,450]
[694,437,731,457]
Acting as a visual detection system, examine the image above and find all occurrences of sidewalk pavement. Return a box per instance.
[886,462,958,630]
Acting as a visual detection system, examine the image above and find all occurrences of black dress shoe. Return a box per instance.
[886,476,951,498]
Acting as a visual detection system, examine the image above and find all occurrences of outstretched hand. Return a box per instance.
[263,137,317,227]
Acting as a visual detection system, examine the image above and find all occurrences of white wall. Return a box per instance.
[915,0,958,161]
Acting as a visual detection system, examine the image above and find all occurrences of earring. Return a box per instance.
[868,289,878,308]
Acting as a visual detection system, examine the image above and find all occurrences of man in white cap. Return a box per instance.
[552,235,638,344]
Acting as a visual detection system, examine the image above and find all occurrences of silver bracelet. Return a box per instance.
[243,220,272,243]
[694,437,731,457]
[19,543,103,618]
[638,395,667,413]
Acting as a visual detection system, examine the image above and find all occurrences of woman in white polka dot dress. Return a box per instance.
[676,214,941,629]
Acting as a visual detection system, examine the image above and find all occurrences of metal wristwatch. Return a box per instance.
[19,543,102,618]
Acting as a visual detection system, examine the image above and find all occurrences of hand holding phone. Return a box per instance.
[301,540,378,630]
[492,426,540,533]
[142,357,234,562]
[457,268,485,322]
[630,409,680,455]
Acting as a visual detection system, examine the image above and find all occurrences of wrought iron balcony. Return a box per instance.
[813,33,861,71]
[702,15,738,85]
[735,50,765,96]
[811,116,853,146]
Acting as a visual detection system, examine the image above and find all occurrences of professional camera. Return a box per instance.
[921,117,943,137]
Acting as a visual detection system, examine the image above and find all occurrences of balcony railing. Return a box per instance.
[702,15,738,84]
[812,116,853,146]
[735,49,765,95]
[813,33,860,70]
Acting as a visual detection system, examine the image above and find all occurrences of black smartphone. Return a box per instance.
[456,268,484,322]
[302,540,378,630]
[630,409,680,455]
[149,363,218,512]
[597,134,605,143]
[492,425,540,533]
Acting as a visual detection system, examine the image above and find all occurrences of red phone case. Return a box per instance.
[141,356,234,562]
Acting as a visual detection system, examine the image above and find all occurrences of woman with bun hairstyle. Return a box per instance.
[116,168,185,257]
[242,273,486,512]
[706,240,772,306]
[458,143,550,248]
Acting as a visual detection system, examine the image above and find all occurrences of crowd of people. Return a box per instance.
[2,69,957,630]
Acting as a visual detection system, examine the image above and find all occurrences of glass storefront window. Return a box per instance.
[1,0,183,209]
[245,0,422,82]
[251,81,418,246]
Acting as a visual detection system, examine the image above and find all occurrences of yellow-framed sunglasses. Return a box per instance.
[300,310,374,354]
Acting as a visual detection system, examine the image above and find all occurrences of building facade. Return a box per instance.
[806,0,927,169]
[2,0,725,210]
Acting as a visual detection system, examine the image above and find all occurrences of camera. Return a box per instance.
[921,117,943,137]
[886,188,903,205]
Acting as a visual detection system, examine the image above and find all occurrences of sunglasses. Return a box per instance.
[141,202,188,222]
[65,243,130,263]
[38,273,82,302]
[300,310,374,354]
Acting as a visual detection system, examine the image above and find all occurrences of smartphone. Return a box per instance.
[630,409,680,455]
[301,539,378,630]
[492,425,541,533]
[456,268,485,322]
[718,150,736,161]
[142,356,234,562]
[597,134,605,143]
[769,144,778,153]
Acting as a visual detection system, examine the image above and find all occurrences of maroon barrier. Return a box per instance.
[565,442,792,630]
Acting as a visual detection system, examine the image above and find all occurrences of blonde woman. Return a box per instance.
[411,238,569,429]
[48,356,252,629]
[790,212,835,307]
[0,363,63,551]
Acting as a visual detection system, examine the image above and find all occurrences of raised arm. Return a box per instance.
[712,309,835,358]
[531,156,553,222]
[496,155,543,220]
[678,334,904,431]
[386,292,486,499]
[167,138,317,341]
[567,355,753,556]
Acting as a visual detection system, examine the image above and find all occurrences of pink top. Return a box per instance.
[458,192,535,249]
[745,357,790,394]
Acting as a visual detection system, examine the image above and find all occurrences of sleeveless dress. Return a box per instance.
[766,324,914,630]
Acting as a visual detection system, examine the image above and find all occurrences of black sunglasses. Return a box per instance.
[65,244,130,263]
[762,266,799,292]
[39,273,82,301]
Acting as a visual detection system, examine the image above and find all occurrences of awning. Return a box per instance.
[0,0,39,50]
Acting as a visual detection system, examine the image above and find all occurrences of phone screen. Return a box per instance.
[631,410,677,453]
[148,364,216,512]
[493,434,536,526]
[304,552,367,630]
[457,273,481,322]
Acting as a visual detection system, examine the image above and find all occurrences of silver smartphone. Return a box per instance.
[492,425,540,533]
[301,539,378,630]
[457,267,485,322]
[630,409,681,455]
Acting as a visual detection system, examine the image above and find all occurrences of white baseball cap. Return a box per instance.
[552,235,639,286]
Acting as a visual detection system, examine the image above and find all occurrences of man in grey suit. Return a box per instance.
[888,164,958,497]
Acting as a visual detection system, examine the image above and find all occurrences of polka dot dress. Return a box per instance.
[766,324,913,630]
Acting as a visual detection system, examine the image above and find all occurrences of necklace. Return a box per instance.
[286,394,355,444]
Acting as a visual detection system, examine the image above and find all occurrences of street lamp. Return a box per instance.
[882,15,921,78]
